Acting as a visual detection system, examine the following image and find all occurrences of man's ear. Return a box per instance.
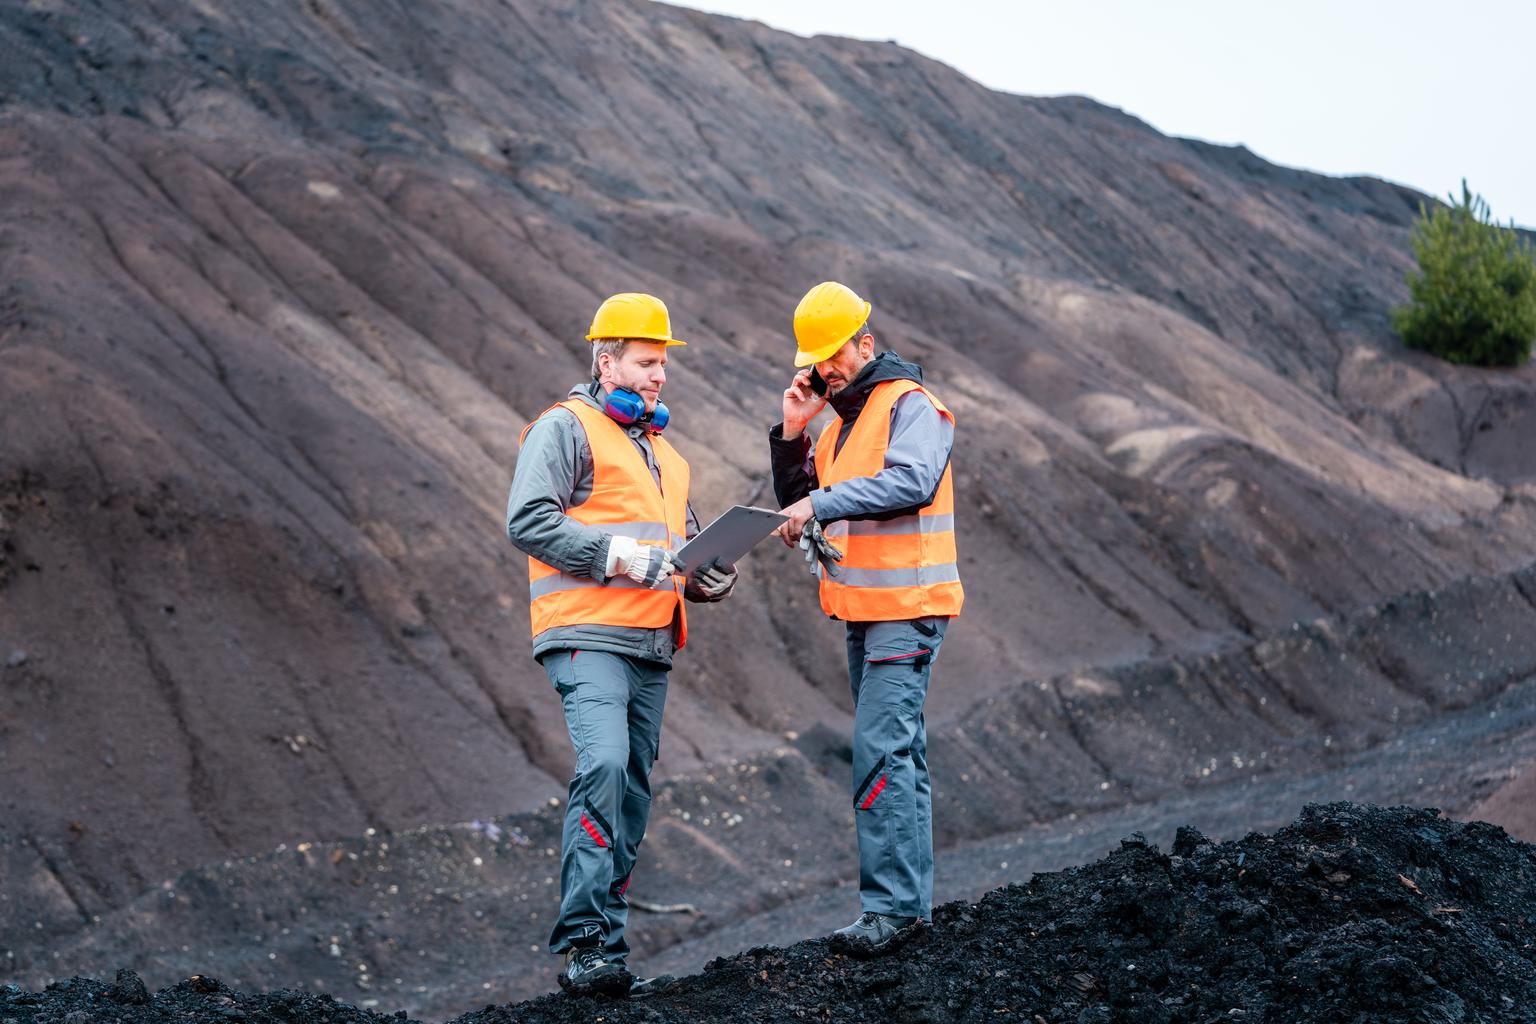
[859,333,876,359]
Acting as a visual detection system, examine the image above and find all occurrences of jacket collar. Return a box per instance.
[827,351,925,423]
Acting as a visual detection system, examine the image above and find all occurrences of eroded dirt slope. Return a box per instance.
[3,0,1536,966]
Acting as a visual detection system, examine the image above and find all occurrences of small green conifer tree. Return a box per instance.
[1392,181,1536,367]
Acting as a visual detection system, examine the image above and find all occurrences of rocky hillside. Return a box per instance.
[3,0,1536,986]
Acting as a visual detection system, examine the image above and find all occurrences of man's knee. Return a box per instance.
[853,703,916,761]
[851,735,885,776]
[573,746,629,809]
[582,746,629,782]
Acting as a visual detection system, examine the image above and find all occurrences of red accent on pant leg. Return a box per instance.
[867,648,932,664]
[859,775,888,810]
[617,875,631,896]
[580,813,608,847]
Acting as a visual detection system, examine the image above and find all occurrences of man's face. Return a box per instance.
[602,341,669,411]
[815,334,875,396]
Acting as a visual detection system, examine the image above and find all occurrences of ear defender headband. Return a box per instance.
[603,386,669,433]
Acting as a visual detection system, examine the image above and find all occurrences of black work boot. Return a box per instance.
[628,973,676,999]
[558,946,633,996]
[829,912,921,958]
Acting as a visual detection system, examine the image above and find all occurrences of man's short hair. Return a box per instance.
[591,339,630,380]
[843,321,873,352]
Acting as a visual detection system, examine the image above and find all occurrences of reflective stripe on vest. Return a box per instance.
[519,399,690,647]
[842,513,955,537]
[813,379,964,622]
[816,563,962,588]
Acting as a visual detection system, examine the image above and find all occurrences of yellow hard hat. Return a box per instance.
[586,292,688,346]
[792,281,871,367]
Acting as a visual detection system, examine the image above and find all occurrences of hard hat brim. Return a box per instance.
[793,344,837,368]
[586,333,688,346]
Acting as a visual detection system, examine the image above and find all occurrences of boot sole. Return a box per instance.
[558,964,634,998]
[828,919,924,960]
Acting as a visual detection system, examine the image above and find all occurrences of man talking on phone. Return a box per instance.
[766,280,964,957]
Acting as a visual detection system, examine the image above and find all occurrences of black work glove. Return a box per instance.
[693,560,737,600]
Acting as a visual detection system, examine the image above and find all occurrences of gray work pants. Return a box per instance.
[845,616,948,919]
[541,648,668,960]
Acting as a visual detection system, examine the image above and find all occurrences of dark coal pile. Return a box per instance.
[0,971,423,1024]
[461,803,1536,1023]
[10,805,1535,1024]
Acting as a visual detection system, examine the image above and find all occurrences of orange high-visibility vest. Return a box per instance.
[519,400,690,647]
[812,379,964,622]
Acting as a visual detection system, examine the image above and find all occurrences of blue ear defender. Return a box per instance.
[603,386,645,424]
[603,386,669,432]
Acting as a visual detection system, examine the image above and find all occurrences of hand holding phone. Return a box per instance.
[782,367,828,439]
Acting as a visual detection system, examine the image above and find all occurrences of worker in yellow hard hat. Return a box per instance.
[768,280,964,957]
[506,292,736,997]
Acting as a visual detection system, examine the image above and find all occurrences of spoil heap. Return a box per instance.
[8,804,1534,1023]
[8,0,1536,930]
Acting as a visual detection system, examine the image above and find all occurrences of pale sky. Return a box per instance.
[671,1,1536,228]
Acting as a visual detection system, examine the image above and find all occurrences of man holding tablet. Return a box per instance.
[506,292,736,997]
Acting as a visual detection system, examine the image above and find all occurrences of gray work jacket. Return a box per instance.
[507,382,706,667]
[768,353,954,521]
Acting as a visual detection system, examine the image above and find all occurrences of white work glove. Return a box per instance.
[693,560,737,601]
[605,535,681,588]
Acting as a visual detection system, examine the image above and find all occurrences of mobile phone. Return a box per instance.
[809,368,828,396]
